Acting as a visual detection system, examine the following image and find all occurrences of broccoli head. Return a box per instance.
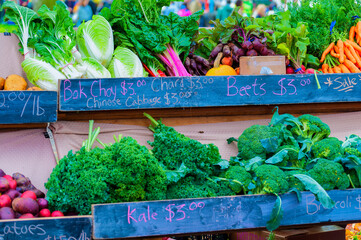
[344,147,361,158]
[308,159,349,190]
[275,145,306,169]
[253,165,289,194]
[290,114,330,151]
[236,125,282,160]
[311,137,344,160]
[285,170,308,191]
[166,176,236,200]
[223,166,252,194]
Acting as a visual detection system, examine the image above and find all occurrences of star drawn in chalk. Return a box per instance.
[324,78,333,86]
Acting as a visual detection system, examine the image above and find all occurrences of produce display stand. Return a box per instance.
[4,73,361,239]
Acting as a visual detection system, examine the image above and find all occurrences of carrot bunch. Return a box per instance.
[320,25,361,73]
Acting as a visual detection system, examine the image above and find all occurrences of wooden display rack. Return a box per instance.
[3,73,361,239]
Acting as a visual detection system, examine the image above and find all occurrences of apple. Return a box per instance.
[3,175,13,182]
[8,180,17,190]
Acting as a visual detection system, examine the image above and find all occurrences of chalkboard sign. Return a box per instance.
[59,73,361,112]
[92,188,361,239]
[0,91,57,124]
[0,216,92,240]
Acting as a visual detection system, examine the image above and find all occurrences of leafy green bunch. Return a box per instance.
[45,121,167,215]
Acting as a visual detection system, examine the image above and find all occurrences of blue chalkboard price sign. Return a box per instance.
[0,216,92,240]
[0,91,57,124]
[92,188,361,239]
[59,73,361,112]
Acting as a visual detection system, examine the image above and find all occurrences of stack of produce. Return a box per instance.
[1,1,145,91]
[0,74,41,91]
[0,169,63,219]
[45,108,361,231]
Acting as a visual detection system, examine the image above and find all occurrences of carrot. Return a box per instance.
[322,63,329,73]
[334,45,340,53]
[357,21,361,38]
[339,64,351,73]
[344,46,357,63]
[350,26,356,41]
[330,49,340,58]
[346,40,361,53]
[320,42,335,63]
[348,45,361,67]
[328,67,334,74]
[334,66,342,73]
[344,59,361,73]
[337,40,345,63]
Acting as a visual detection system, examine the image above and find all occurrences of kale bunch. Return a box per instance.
[45,122,167,215]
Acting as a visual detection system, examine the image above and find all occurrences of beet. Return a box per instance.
[0,178,9,193]
[260,47,269,56]
[0,207,15,220]
[223,45,231,57]
[235,48,246,58]
[210,43,224,59]
[242,41,253,50]
[15,177,31,187]
[246,49,258,56]
[5,189,21,200]
[0,169,6,178]
[267,49,276,56]
[252,38,264,52]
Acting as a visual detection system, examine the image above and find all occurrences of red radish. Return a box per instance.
[21,190,37,200]
[301,65,306,71]
[8,180,17,190]
[3,175,13,182]
[0,178,9,193]
[19,213,34,219]
[39,209,51,217]
[286,67,295,74]
[51,211,64,217]
[0,194,12,207]
[305,69,315,74]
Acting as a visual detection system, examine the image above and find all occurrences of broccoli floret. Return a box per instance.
[285,170,308,191]
[236,125,282,160]
[253,165,289,194]
[344,147,361,158]
[275,145,306,169]
[166,176,235,200]
[145,113,221,179]
[290,114,330,151]
[222,166,252,194]
[308,159,349,190]
[311,137,344,160]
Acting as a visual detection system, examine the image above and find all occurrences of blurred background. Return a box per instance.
[0,0,294,26]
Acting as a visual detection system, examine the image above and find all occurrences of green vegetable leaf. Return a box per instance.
[214,159,230,170]
[293,174,335,209]
[261,137,279,153]
[165,162,188,183]
[265,149,288,164]
[266,194,283,231]
[244,157,264,172]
